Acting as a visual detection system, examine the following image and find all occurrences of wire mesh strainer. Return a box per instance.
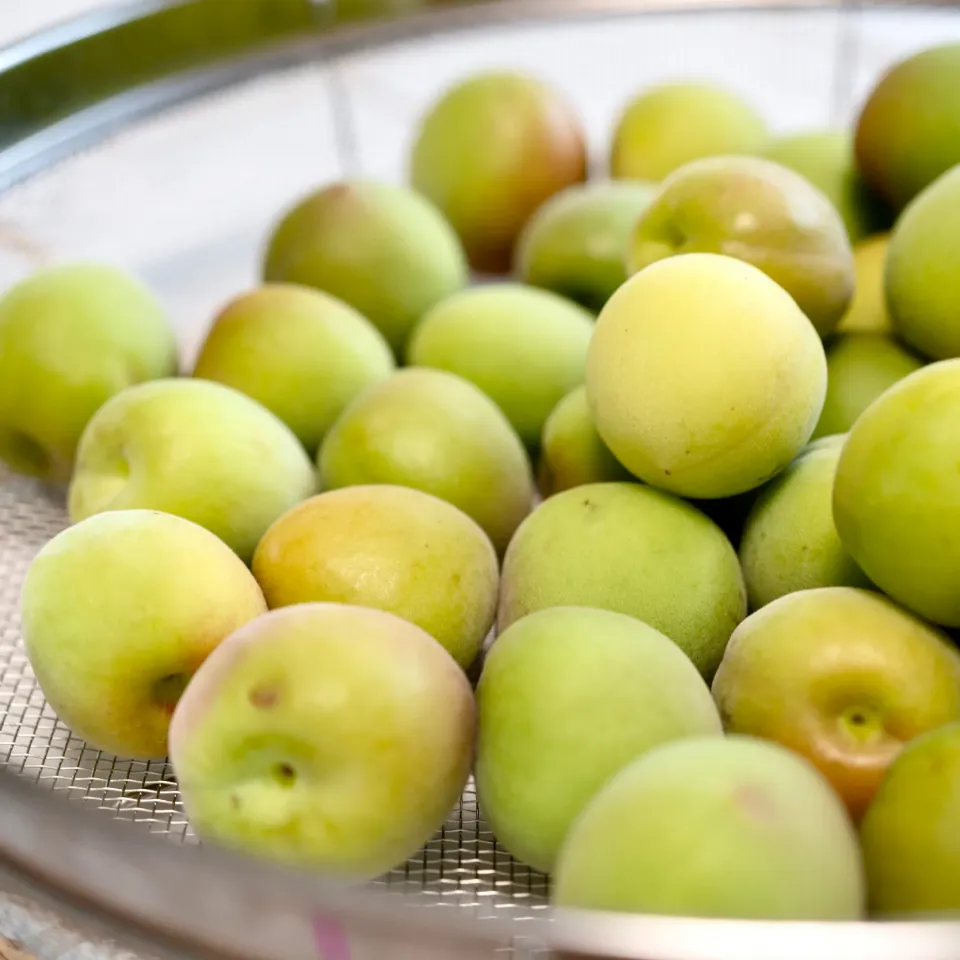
[0,3,959,959]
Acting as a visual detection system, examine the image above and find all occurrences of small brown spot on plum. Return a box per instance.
[230,794,241,811]
[249,686,279,709]
[735,784,778,822]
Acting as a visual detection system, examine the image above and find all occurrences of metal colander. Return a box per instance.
[0,3,958,959]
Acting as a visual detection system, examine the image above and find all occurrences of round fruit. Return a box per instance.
[713,587,960,821]
[587,253,827,499]
[834,360,960,626]
[813,334,924,439]
[498,482,746,677]
[193,285,394,454]
[860,722,960,915]
[855,43,960,210]
[21,510,266,759]
[760,130,890,243]
[0,263,177,482]
[68,379,316,564]
[537,386,630,497]
[170,603,474,880]
[476,606,722,873]
[836,233,893,336]
[252,485,498,670]
[407,283,594,448]
[514,180,655,312]
[553,736,865,920]
[886,164,960,360]
[628,156,854,337]
[263,180,467,353]
[739,436,869,609]
[318,368,534,555]
[610,82,767,182]
[411,72,587,273]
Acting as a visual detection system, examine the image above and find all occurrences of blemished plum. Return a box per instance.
[553,736,865,919]
[610,83,767,182]
[411,72,587,274]
[318,368,534,555]
[498,482,746,678]
[628,156,854,337]
[263,180,467,354]
[406,284,594,449]
[476,606,721,873]
[587,253,827,499]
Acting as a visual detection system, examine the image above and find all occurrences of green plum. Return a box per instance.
[318,368,534,555]
[610,82,767,182]
[861,722,960,915]
[628,155,855,336]
[476,606,722,873]
[498,482,746,678]
[193,285,394,455]
[0,263,177,482]
[514,180,655,312]
[855,43,960,210]
[406,284,594,448]
[834,360,960,626]
[263,180,467,354]
[553,736,865,919]
[886,164,960,360]
[739,436,870,609]
[587,254,827,499]
[761,130,891,243]
[411,72,587,274]
[537,387,630,497]
[813,334,925,439]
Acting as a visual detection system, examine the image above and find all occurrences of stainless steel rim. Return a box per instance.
[1,2,959,958]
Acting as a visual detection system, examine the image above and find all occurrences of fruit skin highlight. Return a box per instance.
[860,721,960,915]
[713,587,960,821]
[886,164,960,361]
[739,436,870,609]
[252,485,498,671]
[476,606,722,874]
[498,482,747,678]
[411,72,588,274]
[514,180,655,312]
[263,180,467,354]
[855,43,960,210]
[0,263,177,483]
[834,359,960,626]
[68,379,317,564]
[813,334,924,439]
[21,510,267,759]
[587,253,827,499]
[610,83,767,182]
[193,285,394,456]
[629,155,854,337]
[318,368,534,556]
[553,736,865,920]
[537,386,631,497]
[170,603,475,880]
[407,284,594,449]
